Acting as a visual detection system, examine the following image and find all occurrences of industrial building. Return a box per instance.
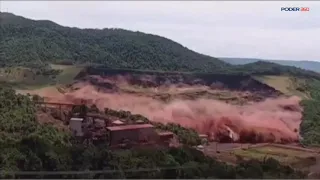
[69,117,84,136]
[157,131,174,146]
[37,101,175,148]
[69,113,175,148]
[106,124,158,146]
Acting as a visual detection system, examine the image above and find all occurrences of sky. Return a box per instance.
[1,1,320,61]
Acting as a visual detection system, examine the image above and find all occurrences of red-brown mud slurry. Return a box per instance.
[29,76,303,144]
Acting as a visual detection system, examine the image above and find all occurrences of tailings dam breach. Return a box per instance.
[22,73,303,144]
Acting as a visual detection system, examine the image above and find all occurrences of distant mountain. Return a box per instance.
[220,57,320,73]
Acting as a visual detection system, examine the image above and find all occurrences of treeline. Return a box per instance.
[1,12,320,80]
[300,79,320,146]
[0,87,306,179]
[230,61,320,80]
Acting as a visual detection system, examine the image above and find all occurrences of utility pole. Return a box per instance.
[215,142,218,153]
[59,104,62,120]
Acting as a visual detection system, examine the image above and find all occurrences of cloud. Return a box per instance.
[1,1,320,61]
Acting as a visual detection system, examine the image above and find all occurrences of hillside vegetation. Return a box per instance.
[0,12,229,72]
[0,64,83,89]
[254,75,310,99]
[230,61,320,79]
[221,57,320,73]
[1,12,320,81]
[300,79,320,146]
[0,66,61,89]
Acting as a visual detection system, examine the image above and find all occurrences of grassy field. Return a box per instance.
[234,148,290,161]
[0,64,84,91]
[49,64,84,84]
[254,75,310,99]
[0,67,54,89]
[15,85,62,96]
[231,144,318,168]
[253,146,316,158]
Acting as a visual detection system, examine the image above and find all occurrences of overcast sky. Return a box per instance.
[2,1,320,61]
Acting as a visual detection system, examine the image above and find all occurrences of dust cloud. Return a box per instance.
[38,83,303,144]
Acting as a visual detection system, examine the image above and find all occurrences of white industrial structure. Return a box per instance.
[69,117,84,136]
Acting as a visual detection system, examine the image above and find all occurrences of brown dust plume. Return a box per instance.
[39,83,303,144]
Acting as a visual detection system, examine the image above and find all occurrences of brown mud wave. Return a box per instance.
[37,83,303,144]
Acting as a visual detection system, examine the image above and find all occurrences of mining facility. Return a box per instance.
[34,100,320,176]
[36,101,174,148]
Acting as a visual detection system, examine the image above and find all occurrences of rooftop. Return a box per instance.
[70,117,84,121]
[158,131,174,136]
[112,120,125,125]
[136,120,145,124]
[106,124,154,131]
[87,113,109,120]
[199,134,208,138]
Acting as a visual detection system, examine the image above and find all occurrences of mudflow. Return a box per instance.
[31,79,303,144]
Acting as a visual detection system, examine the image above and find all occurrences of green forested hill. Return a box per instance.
[2,12,320,80]
[0,12,230,72]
